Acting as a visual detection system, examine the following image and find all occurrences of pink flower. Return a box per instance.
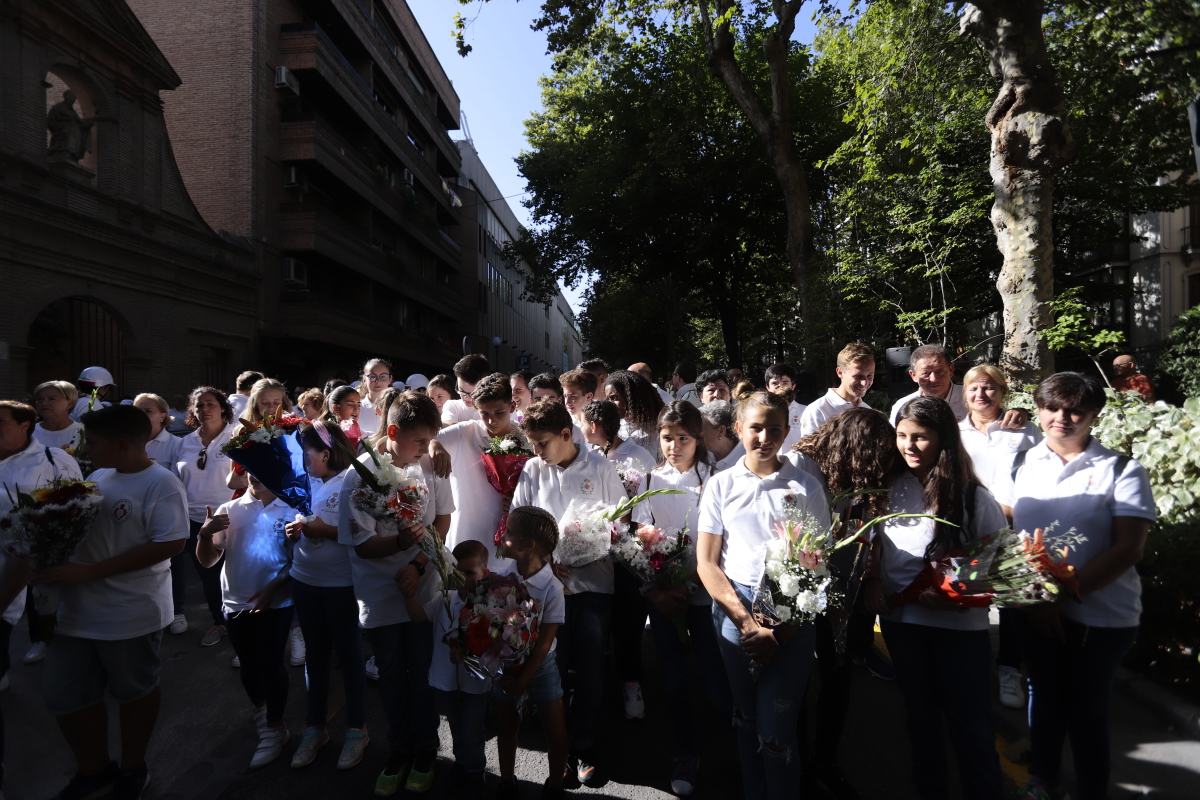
[797,551,823,571]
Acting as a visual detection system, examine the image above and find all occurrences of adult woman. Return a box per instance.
[175,387,237,646]
[603,370,665,462]
[134,393,183,471]
[698,401,743,472]
[32,381,83,454]
[999,373,1154,800]
[355,358,394,437]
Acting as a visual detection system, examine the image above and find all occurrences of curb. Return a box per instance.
[1117,667,1200,740]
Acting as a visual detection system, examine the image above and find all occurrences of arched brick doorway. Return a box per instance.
[26,296,129,391]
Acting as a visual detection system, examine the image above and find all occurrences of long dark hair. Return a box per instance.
[894,396,979,558]
[656,401,709,478]
[604,370,664,428]
[795,407,894,521]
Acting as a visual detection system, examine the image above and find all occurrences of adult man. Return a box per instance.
[628,362,672,406]
[70,366,114,421]
[889,345,1027,429]
[1112,354,1155,401]
[670,363,698,405]
[800,343,875,437]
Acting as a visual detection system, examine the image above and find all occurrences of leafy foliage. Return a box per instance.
[1157,305,1200,400]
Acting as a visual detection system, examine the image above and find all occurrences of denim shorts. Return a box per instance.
[494,650,563,707]
[43,631,164,715]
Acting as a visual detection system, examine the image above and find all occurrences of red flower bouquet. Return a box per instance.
[480,434,533,547]
[455,572,542,680]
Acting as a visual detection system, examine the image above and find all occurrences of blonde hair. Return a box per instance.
[133,392,171,415]
[732,380,755,403]
[836,342,875,369]
[963,363,1008,403]
[735,390,789,424]
[33,380,79,406]
[297,388,325,415]
[247,377,292,424]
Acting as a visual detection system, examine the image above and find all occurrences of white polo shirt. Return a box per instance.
[632,461,713,606]
[781,400,810,452]
[799,389,872,438]
[425,591,490,693]
[228,393,250,421]
[338,454,454,628]
[996,438,1155,628]
[890,384,967,425]
[958,416,1040,493]
[511,445,626,595]
[216,493,295,614]
[710,441,745,473]
[605,437,655,475]
[145,427,183,471]
[290,470,352,588]
[494,560,566,653]
[57,463,189,639]
[33,421,83,453]
[696,457,830,588]
[441,398,480,427]
[621,420,661,462]
[437,420,507,551]
[878,472,1007,632]
[176,424,237,523]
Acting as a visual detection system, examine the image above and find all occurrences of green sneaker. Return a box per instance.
[404,759,435,794]
[373,767,405,797]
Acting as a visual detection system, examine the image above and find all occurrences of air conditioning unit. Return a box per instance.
[284,165,304,189]
[274,66,300,96]
[282,257,308,289]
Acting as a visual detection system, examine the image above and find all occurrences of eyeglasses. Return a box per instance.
[197,446,208,470]
[367,372,392,382]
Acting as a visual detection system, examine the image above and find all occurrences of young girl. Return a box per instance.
[133,393,182,470]
[510,369,533,421]
[698,401,744,472]
[356,358,394,436]
[630,402,729,797]
[997,373,1154,800]
[426,374,455,419]
[603,370,665,461]
[196,474,296,769]
[696,391,829,800]
[581,399,654,473]
[284,420,368,771]
[325,385,363,449]
[227,378,292,493]
[863,396,1005,800]
[338,391,452,797]
[493,506,569,800]
[296,388,325,422]
[32,380,83,454]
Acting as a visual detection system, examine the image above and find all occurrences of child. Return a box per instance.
[426,374,456,418]
[581,399,654,473]
[228,370,264,420]
[196,473,296,770]
[325,385,363,449]
[695,391,829,800]
[401,540,492,793]
[32,380,83,453]
[863,396,1005,800]
[285,420,369,770]
[512,399,625,787]
[799,342,875,437]
[38,405,188,798]
[630,401,729,797]
[510,369,534,419]
[764,362,808,452]
[227,378,292,493]
[442,354,491,426]
[296,388,325,421]
[528,372,564,403]
[602,370,665,461]
[493,506,569,800]
[558,368,597,427]
[339,391,452,797]
[356,358,395,435]
[133,393,182,470]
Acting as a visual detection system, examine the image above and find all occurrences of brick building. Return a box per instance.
[127,0,469,385]
[0,0,258,401]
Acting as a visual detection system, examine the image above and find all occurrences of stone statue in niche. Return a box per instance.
[47,90,93,163]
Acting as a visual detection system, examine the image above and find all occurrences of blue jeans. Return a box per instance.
[365,622,437,762]
[714,583,815,800]
[557,591,611,756]
[881,620,1002,800]
[435,689,488,777]
[1025,618,1136,800]
[648,603,730,757]
[292,580,366,729]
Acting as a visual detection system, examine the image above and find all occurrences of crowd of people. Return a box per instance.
[0,344,1156,800]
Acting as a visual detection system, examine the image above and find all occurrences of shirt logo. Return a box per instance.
[273,518,287,536]
[112,500,132,522]
[324,492,339,511]
[580,478,595,496]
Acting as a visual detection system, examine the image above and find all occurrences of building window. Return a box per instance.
[1188,271,1200,308]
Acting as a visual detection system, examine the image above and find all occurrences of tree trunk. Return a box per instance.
[961,1,1072,385]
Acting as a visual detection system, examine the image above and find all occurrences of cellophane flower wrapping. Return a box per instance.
[223,416,312,516]
[751,502,844,627]
[455,572,542,680]
[612,460,645,499]
[339,418,363,449]
[481,434,532,547]
[612,523,694,591]
[928,525,1082,608]
[555,499,617,568]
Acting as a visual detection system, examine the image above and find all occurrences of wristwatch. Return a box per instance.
[408,558,426,576]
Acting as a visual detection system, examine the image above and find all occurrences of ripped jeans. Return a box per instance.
[714,581,815,800]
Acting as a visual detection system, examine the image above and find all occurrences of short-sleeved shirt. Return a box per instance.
[338,454,454,628]
[176,424,237,523]
[620,421,661,462]
[878,472,1007,632]
[781,400,810,452]
[605,438,656,476]
[890,384,967,425]
[494,560,566,653]
[632,461,713,606]
[216,493,296,613]
[33,422,83,453]
[996,438,1155,628]
[57,464,189,639]
[426,591,491,694]
[228,393,250,421]
[441,399,480,427]
[958,416,1040,494]
[696,457,830,588]
[511,447,626,595]
[70,397,111,422]
[799,389,872,438]
[145,428,183,471]
[290,470,352,588]
[711,442,745,473]
[437,420,506,551]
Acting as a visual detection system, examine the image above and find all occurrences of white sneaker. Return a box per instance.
[250,725,289,769]
[364,655,380,681]
[998,665,1026,710]
[0,673,10,692]
[623,681,645,720]
[23,641,48,664]
[337,728,370,770]
[289,627,306,667]
[290,727,329,769]
[168,614,188,635]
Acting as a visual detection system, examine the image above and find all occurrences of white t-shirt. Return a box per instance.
[890,384,967,425]
[437,420,506,551]
[878,472,1007,632]
[621,421,661,462]
[357,398,382,436]
[216,494,296,613]
[145,428,183,471]
[654,384,673,406]
[696,457,830,588]
[799,389,871,438]
[338,454,454,628]
[632,461,713,606]
[33,422,83,453]
[229,393,250,421]
[290,471,353,588]
[606,437,656,475]
[710,441,745,473]
[782,451,832,503]
[425,591,490,694]
[996,439,1155,628]
[441,398,479,426]
[781,400,809,452]
[494,560,566,653]
[57,464,189,639]
[176,424,237,523]
[0,440,82,624]
[70,396,111,422]
[511,446,626,595]
[958,416,1041,493]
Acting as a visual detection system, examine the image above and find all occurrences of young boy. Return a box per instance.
[799,342,876,437]
[401,540,491,793]
[528,372,564,404]
[493,506,569,800]
[38,405,188,799]
[558,368,597,427]
[511,399,625,787]
[441,354,491,426]
[765,362,808,452]
[339,391,453,796]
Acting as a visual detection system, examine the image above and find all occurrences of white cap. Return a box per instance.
[391,381,406,391]
[78,366,114,386]
[405,373,429,390]
[119,399,133,405]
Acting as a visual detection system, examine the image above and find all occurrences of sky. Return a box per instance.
[407,1,826,313]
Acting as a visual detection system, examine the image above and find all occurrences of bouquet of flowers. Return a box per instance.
[480,433,533,548]
[222,413,312,516]
[612,524,694,590]
[455,572,542,680]
[0,479,102,613]
[339,418,363,449]
[554,488,683,568]
[612,460,645,499]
